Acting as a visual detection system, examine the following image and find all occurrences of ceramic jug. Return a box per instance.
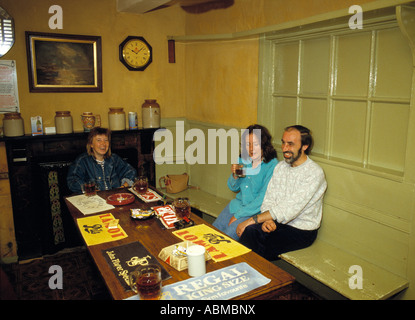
[81,112,95,132]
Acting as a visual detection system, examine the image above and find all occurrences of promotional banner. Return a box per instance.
[76,213,127,246]
[154,205,179,229]
[173,224,251,262]
[128,187,162,202]
[103,241,171,290]
[126,262,270,300]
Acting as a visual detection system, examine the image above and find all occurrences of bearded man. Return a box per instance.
[236,125,327,260]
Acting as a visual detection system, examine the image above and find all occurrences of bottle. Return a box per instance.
[108,108,126,131]
[55,111,73,134]
[3,112,24,137]
[142,99,160,128]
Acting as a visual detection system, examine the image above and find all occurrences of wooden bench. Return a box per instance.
[160,188,228,224]
[275,239,409,300]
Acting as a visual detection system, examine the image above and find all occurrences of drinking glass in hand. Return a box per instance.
[129,264,162,300]
[234,164,246,178]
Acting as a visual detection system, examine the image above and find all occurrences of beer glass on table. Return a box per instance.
[173,197,191,219]
[129,264,162,300]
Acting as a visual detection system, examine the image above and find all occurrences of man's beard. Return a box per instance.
[283,148,302,166]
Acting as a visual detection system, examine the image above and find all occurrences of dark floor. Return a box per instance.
[1,247,320,300]
[1,247,111,300]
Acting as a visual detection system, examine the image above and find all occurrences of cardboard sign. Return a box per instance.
[128,187,162,202]
[77,213,127,246]
[103,241,170,290]
[126,262,270,300]
[173,224,251,262]
[153,205,179,229]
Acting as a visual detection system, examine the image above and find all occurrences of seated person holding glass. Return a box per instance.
[237,125,327,260]
[67,127,137,194]
[212,124,278,240]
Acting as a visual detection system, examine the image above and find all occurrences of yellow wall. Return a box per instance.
[184,0,375,34]
[182,0,378,128]
[184,39,259,127]
[0,0,385,131]
[0,0,186,132]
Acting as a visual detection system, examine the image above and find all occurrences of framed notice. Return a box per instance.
[0,60,19,113]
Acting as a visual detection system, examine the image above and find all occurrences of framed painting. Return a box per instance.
[25,32,102,92]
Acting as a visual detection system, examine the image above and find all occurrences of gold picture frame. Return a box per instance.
[25,31,102,92]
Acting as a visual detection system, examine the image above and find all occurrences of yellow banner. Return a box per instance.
[173,224,251,262]
[77,213,127,246]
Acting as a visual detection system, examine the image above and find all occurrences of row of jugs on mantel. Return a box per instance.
[2,111,77,136]
[2,100,160,136]
[1,111,74,137]
[105,100,161,131]
[81,100,160,132]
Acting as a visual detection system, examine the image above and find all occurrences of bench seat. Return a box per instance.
[278,239,409,300]
[160,188,228,222]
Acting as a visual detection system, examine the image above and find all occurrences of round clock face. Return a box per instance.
[121,38,151,70]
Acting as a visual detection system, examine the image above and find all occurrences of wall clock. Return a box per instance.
[119,36,152,71]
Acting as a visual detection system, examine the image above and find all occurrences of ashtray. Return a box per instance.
[106,193,135,206]
[130,208,155,220]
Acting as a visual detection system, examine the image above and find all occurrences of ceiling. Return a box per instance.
[116,0,234,14]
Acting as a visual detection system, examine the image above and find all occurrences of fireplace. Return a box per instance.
[1,129,157,260]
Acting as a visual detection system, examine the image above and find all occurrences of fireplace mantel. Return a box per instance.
[1,129,158,260]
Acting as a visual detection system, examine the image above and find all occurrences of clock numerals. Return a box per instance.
[119,36,152,71]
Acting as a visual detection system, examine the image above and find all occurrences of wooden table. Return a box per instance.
[65,188,295,300]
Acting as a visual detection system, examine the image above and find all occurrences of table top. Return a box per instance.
[65,188,295,300]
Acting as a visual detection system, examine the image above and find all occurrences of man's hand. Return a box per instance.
[236,211,275,237]
[236,218,254,238]
[262,220,277,233]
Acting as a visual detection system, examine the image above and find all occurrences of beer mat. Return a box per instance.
[76,213,127,246]
[153,205,179,229]
[125,262,270,300]
[66,194,115,215]
[102,241,171,291]
[172,224,251,262]
[128,187,163,202]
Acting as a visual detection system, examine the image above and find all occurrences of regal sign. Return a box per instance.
[126,262,270,300]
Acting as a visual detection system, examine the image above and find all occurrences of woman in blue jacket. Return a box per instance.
[67,127,137,194]
[213,124,278,240]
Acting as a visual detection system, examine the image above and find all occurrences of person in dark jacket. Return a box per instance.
[67,127,137,194]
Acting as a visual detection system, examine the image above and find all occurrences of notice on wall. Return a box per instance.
[0,60,19,113]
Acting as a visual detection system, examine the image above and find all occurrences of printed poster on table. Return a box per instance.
[173,224,251,262]
[128,187,162,202]
[102,241,171,291]
[126,262,270,300]
[76,213,127,246]
[153,205,179,229]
